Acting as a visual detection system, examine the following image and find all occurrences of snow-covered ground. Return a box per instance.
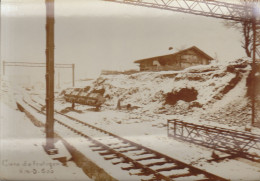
[21,91,260,180]
[57,59,260,179]
[1,58,260,180]
[0,80,88,181]
[63,109,260,180]
[97,59,258,128]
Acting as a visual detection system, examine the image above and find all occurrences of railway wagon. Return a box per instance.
[62,87,105,107]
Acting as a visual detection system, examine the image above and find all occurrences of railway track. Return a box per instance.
[22,97,228,181]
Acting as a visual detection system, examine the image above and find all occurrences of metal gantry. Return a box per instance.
[168,119,260,162]
[2,61,75,86]
[104,0,257,22]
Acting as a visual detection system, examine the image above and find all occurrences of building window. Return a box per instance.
[153,60,161,66]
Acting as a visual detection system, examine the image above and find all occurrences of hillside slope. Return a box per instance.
[89,59,256,126]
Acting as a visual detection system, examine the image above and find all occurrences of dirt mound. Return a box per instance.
[165,88,198,105]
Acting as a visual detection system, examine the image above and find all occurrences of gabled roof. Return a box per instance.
[134,46,213,64]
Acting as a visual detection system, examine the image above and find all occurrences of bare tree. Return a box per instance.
[223,1,260,57]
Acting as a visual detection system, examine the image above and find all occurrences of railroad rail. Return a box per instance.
[167,119,260,162]
[20,98,228,181]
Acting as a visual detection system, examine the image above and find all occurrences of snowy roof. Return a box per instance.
[134,46,213,64]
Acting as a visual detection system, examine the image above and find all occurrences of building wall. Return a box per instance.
[139,50,210,71]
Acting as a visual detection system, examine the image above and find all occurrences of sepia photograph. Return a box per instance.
[0,0,260,180]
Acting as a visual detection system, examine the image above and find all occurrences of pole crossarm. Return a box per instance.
[104,0,259,23]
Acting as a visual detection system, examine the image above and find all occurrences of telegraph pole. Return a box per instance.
[251,3,257,126]
[72,64,75,87]
[58,70,60,89]
[45,0,57,154]
[3,61,5,76]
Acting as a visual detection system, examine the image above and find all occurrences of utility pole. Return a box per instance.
[3,61,5,76]
[58,70,60,89]
[44,0,57,154]
[72,64,75,87]
[251,3,257,126]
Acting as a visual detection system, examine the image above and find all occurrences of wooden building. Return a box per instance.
[134,46,213,71]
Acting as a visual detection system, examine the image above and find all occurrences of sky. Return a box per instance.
[1,0,247,86]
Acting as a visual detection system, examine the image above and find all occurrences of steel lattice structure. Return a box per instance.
[104,0,259,23]
[168,119,260,162]
[103,0,260,56]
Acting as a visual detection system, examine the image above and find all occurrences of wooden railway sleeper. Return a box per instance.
[121,165,140,171]
[118,148,142,153]
[92,148,107,152]
[132,170,154,176]
[102,142,125,147]
[89,144,101,148]
[99,151,115,156]
[107,142,121,146]
[112,161,125,165]
[112,158,130,165]
[129,165,154,175]
[155,165,186,172]
[132,151,151,156]
[133,169,171,181]
[99,136,116,140]
[78,132,85,137]
[74,130,83,135]
[112,145,133,149]
[169,172,193,179]
[104,155,118,160]
[135,151,151,156]
[145,161,168,167]
[135,156,160,161]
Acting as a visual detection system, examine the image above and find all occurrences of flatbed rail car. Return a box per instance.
[61,88,74,102]
[62,87,105,107]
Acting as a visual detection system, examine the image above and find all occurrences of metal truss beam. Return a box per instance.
[167,119,260,162]
[104,0,258,23]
